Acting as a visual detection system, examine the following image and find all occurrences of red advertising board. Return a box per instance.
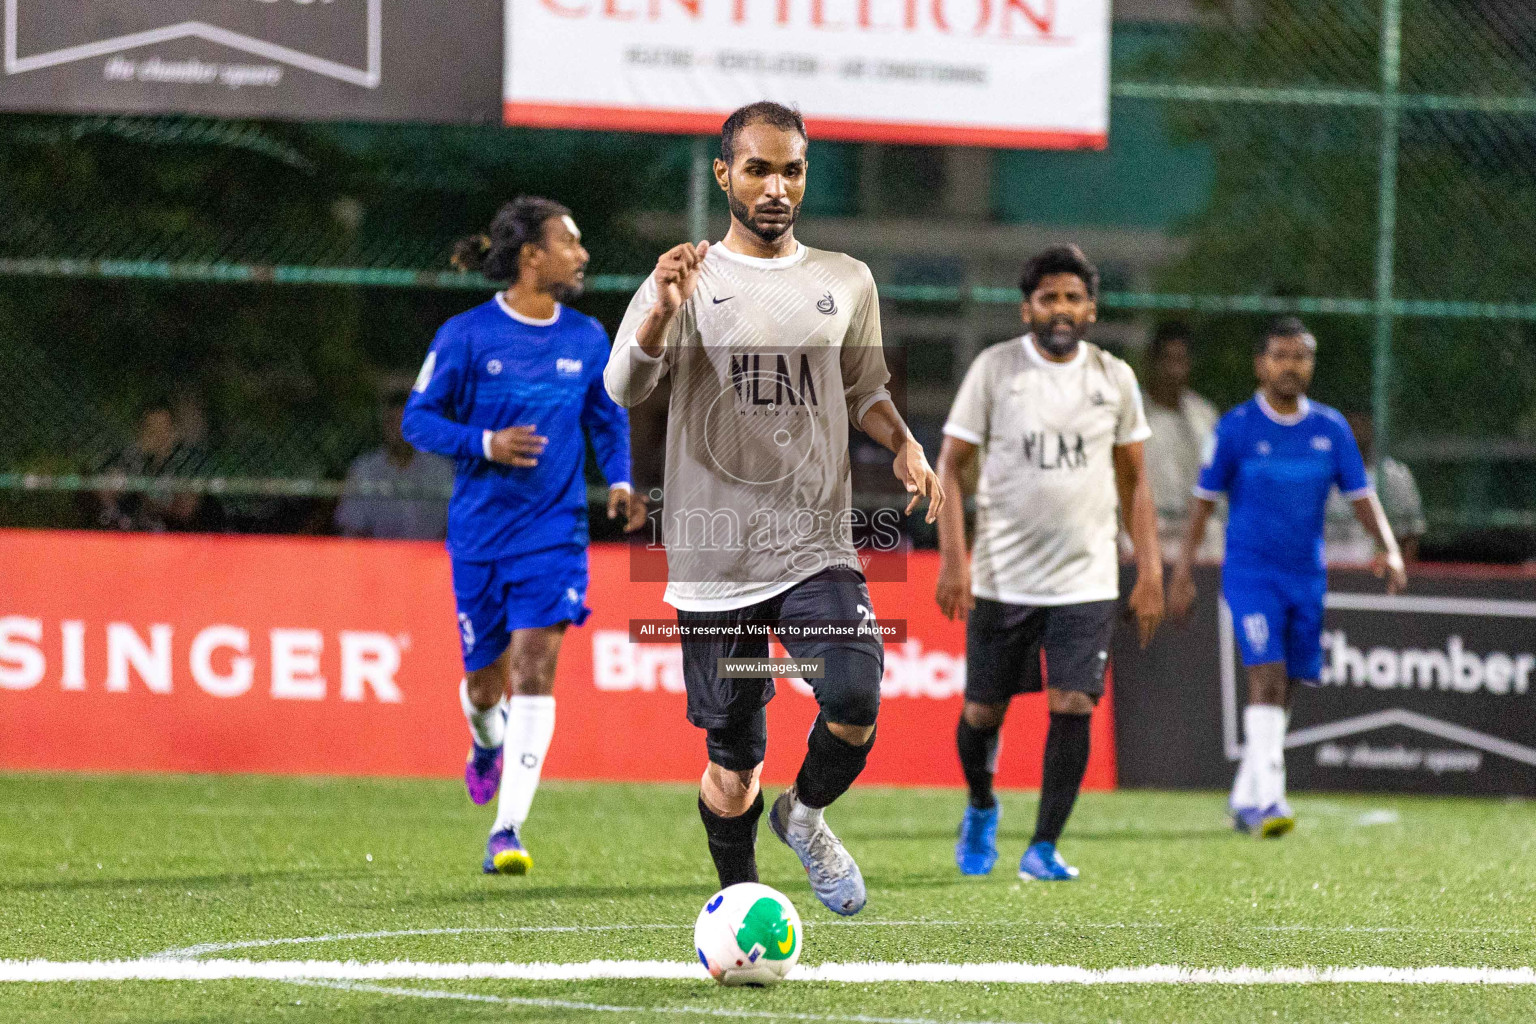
[0,530,1115,790]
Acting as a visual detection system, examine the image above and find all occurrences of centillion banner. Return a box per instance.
[504,0,1112,148]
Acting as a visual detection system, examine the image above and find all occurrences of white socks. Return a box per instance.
[494,695,557,835]
[460,679,507,750]
[787,791,824,838]
[1234,704,1288,811]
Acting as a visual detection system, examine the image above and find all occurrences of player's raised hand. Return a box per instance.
[652,241,710,316]
[1167,563,1198,623]
[1128,571,1165,648]
[607,485,649,534]
[894,436,944,524]
[935,557,973,622]
[487,424,547,467]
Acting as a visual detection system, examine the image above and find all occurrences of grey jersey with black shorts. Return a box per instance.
[604,242,889,759]
[943,337,1151,699]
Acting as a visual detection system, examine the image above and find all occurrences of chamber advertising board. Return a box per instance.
[0,1,503,122]
[1113,566,1536,796]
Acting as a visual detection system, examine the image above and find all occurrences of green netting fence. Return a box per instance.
[2,0,1534,546]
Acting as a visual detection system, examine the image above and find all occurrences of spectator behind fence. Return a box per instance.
[95,401,209,532]
[1140,324,1223,560]
[335,390,453,540]
[1325,411,1426,565]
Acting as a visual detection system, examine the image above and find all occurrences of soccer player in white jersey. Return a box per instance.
[605,102,943,916]
[936,245,1164,881]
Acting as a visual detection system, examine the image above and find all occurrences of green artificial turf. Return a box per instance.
[2,773,1534,1022]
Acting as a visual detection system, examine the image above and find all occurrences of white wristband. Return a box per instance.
[482,429,494,461]
[1386,550,1405,575]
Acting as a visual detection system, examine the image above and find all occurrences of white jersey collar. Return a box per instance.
[712,240,807,270]
[495,292,561,327]
[1255,391,1310,426]
[1022,333,1087,369]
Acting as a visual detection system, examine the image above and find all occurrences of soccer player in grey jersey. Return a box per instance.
[936,245,1164,881]
[605,101,943,916]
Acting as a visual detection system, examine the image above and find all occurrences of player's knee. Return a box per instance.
[464,667,505,709]
[509,667,556,697]
[1047,689,1097,716]
[826,721,875,747]
[816,647,882,728]
[962,701,1007,731]
[702,761,761,816]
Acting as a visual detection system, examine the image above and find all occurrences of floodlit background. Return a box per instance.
[2,0,1533,560]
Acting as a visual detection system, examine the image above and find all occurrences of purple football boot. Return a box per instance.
[465,743,502,805]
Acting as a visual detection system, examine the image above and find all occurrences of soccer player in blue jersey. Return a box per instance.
[1169,317,1406,837]
[402,196,646,874]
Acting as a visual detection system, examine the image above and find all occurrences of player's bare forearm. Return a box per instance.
[1113,442,1164,645]
[1168,496,1215,622]
[635,305,675,359]
[935,437,975,566]
[1177,497,1216,575]
[860,398,944,522]
[934,435,975,620]
[1112,442,1163,582]
[1351,494,1407,592]
[857,398,909,453]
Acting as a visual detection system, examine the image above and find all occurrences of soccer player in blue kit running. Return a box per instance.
[1169,317,1406,837]
[403,196,646,874]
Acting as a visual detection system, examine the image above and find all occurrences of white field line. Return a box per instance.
[5,959,1536,985]
[293,978,1043,1024]
[152,919,1535,958]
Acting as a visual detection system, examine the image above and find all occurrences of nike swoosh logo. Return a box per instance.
[712,296,734,304]
[777,925,794,954]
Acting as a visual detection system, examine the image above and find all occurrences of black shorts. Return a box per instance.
[678,567,885,770]
[964,597,1115,705]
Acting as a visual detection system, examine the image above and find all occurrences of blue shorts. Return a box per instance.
[1223,567,1327,683]
[451,545,591,672]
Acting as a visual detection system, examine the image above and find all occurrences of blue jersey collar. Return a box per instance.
[1255,391,1310,426]
[495,291,562,327]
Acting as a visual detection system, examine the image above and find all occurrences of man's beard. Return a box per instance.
[550,279,584,303]
[1032,315,1087,357]
[727,185,797,243]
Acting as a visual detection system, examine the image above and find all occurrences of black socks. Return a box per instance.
[793,716,875,810]
[1031,712,1092,846]
[698,790,763,888]
[956,718,1001,810]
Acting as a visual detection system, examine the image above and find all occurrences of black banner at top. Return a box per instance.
[1,1,502,122]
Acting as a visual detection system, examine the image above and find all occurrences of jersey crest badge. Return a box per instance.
[556,357,583,377]
[486,359,503,375]
[1311,435,1332,451]
[816,292,837,315]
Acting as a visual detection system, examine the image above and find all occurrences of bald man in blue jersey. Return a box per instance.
[1169,317,1406,837]
[403,197,646,874]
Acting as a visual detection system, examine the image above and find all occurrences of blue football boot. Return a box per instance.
[482,827,532,875]
[768,787,867,916]
[955,804,1001,875]
[1018,841,1079,881]
[1231,805,1265,835]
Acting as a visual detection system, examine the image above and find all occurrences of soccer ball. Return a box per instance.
[693,882,803,987]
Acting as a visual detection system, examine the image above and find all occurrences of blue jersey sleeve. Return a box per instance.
[581,337,632,487]
[1333,417,1371,497]
[1193,414,1239,498]
[402,324,487,461]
